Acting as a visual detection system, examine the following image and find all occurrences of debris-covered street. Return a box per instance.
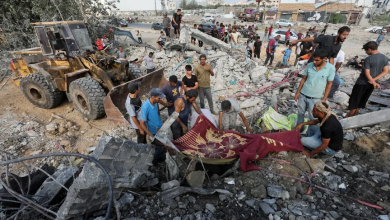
[1,1,390,220]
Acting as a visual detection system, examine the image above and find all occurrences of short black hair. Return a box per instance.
[312,49,328,59]
[185,89,198,98]
[149,52,154,55]
[338,26,351,34]
[194,24,197,27]
[169,75,178,83]
[221,100,231,111]
[199,54,207,60]
[257,36,260,39]
[362,41,378,51]
[177,9,181,12]
[128,83,139,94]
[185,65,192,71]
[160,31,164,34]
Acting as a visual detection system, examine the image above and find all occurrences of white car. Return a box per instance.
[201,16,215,23]
[365,26,385,34]
[269,29,298,43]
[275,19,294,27]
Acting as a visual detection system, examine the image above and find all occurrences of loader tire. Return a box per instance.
[20,74,64,109]
[129,63,143,79]
[69,78,106,120]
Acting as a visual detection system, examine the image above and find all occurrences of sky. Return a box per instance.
[115,0,241,11]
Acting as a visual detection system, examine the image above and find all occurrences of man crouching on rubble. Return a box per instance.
[171,89,202,140]
[219,99,251,133]
[296,101,343,157]
[140,88,168,165]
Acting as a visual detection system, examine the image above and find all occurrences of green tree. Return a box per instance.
[180,0,187,9]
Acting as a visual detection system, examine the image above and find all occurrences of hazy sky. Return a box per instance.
[116,0,241,11]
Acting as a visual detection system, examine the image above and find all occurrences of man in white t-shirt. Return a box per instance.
[329,50,345,98]
[219,98,251,132]
[136,52,155,74]
[230,28,240,46]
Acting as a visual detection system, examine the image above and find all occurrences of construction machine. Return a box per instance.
[9,21,165,123]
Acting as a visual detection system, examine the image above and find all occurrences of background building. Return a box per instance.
[168,1,177,10]
[208,0,225,5]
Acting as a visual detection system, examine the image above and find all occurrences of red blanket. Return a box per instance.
[173,115,303,172]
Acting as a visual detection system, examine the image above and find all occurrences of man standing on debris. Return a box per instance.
[182,65,199,92]
[247,33,255,59]
[194,55,217,114]
[254,36,262,60]
[264,35,280,66]
[296,100,343,157]
[96,37,103,51]
[321,23,329,34]
[328,50,345,98]
[125,82,146,144]
[116,46,126,59]
[230,28,240,46]
[285,28,291,46]
[198,25,204,47]
[282,45,293,67]
[219,98,251,133]
[294,49,335,133]
[156,31,168,52]
[161,75,183,116]
[290,26,350,65]
[163,13,171,38]
[172,9,185,39]
[346,41,389,117]
[136,52,155,73]
[140,88,166,163]
[264,26,269,40]
[191,24,197,45]
[171,90,203,139]
[108,29,115,46]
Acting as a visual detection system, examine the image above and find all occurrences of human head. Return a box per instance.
[119,46,123,52]
[362,41,378,55]
[137,30,139,33]
[224,32,228,36]
[164,13,167,17]
[150,88,165,103]
[312,101,329,119]
[185,65,192,74]
[128,82,140,95]
[213,26,217,30]
[169,75,178,87]
[199,24,202,29]
[161,31,164,36]
[177,9,181,15]
[250,33,253,38]
[256,36,260,41]
[233,28,236,33]
[337,26,351,42]
[185,89,198,104]
[149,52,154,58]
[199,54,207,65]
[288,44,293,49]
[103,35,107,38]
[194,24,197,28]
[220,23,223,27]
[361,59,365,63]
[275,35,281,40]
[221,100,231,112]
[312,49,328,67]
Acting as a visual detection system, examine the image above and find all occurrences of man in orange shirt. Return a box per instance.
[96,37,103,50]
[298,50,313,67]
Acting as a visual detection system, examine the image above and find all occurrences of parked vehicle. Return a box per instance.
[275,19,294,27]
[119,19,128,27]
[200,23,217,35]
[201,16,215,23]
[269,29,298,42]
[151,23,164,30]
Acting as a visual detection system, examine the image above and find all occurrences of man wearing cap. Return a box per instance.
[296,100,343,158]
[136,52,155,74]
[171,89,202,140]
[140,88,166,164]
[125,82,146,143]
[161,75,183,116]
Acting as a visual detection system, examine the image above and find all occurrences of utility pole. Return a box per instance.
[155,0,157,16]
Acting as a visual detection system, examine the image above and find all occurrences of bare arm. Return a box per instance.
[294,75,307,101]
[238,112,251,132]
[329,57,335,65]
[192,102,202,115]
[192,82,199,90]
[290,37,315,45]
[295,119,320,131]
[140,120,153,136]
[335,62,342,72]
[174,99,187,131]
[135,58,143,64]
[322,81,333,101]
[218,112,223,130]
[373,66,389,81]
[210,69,214,76]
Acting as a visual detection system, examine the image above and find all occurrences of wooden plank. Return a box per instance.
[340,87,390,107]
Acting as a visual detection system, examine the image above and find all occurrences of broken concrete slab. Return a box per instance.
[305,158,326,173]
[190,29,232,52]
[340,87,390,106]
[160,186,232,200]
[186,171,206,188]
[267,185,290,199]
[57,136,156,220]
[339,109,390,129]
[161,180,180,191]
[240,97,264,109]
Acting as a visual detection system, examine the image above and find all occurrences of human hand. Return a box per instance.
[203,65,211,71]
[302,150,311,157]
[246,127,252,133]
[140,129,145,135]
[374,82,381,89]
[166,102,174,107]
[183,125,188,133]
[294,93,300,102]
[295,123,303,131]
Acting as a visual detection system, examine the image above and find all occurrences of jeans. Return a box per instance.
[297,93,320,134]
[164,28,170,38]
[264,52,274,66]
[136,129,147,144]
[110,39,115,47]
[282,57,288,66]
[301,125,337,155]
[199,87,214,110]
[328,73,340,98]
[377,40,381,46]
[171,124,183,140]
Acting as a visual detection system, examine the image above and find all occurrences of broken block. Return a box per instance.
[186,171,206,188]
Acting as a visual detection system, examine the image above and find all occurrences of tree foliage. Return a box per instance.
[329,13,343,24]
[372,15,390,26]
[0,0,118,50]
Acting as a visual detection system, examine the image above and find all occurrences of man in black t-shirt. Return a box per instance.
[172,9,186,39]
[254,36,262,59]
[182,65,199,92]
[291,26,350,65]
[296,101,343,157]
[198,25,205,47]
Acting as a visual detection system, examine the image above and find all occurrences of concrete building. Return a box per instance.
[208,0,225,5]
[277,0,363,24]
[168,1,177,10]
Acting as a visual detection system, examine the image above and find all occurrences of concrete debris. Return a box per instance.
[57,136,156,219]
[340,109,390,129]
[205,203,216,213]
[190,29,232,52]
[160,186,232,200]
[259,202,275,215]
[161,180,180,191]
[186,171,206,188]
[116,193,135,207]
[267,185,290,199]
[165,152,179,181]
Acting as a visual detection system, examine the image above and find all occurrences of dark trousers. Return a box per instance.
[171,124,183,140]
[247,50,252,59]
[346,61,358,68]
[147,68,156,74]
[321,29,326,34]
[138,37,142,43]
[199,40,203,47]
[136,129,147,144]
[151,139,166,166]
[164,28,170,38]
[264,52,274,66]
[254,50,260,59]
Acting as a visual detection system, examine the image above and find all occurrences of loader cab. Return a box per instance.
[33,22,93,58]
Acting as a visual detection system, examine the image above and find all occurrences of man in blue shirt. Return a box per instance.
[282,45,293,67]
[161,75,183,116]
[140,88,166,165]
[294,49,335,134]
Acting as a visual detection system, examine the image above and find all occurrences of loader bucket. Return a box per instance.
[103,68,167,126]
